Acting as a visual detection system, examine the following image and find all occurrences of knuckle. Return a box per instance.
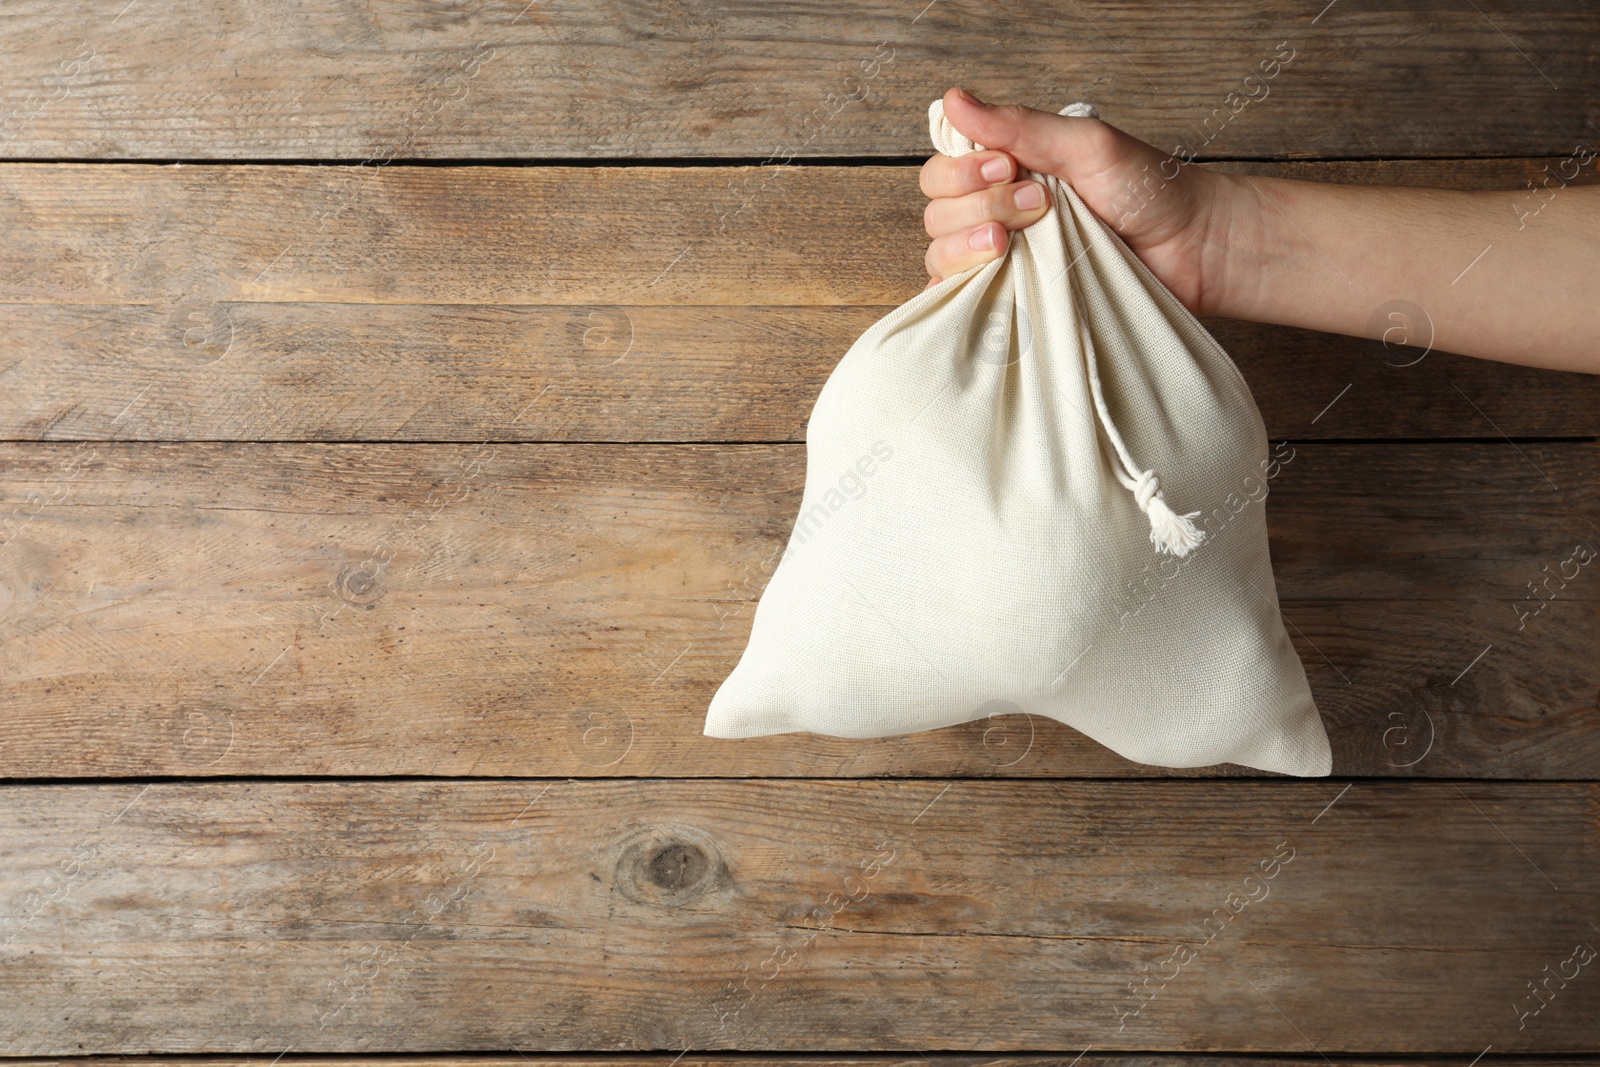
[985,183,1015,220]
[951,156,988,195]
[963,154,990,188]
[993,103,1033,130]
[1076,117,1120,160]
[945,191,977,231]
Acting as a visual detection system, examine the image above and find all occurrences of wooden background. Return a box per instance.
[1,0,1597,1061]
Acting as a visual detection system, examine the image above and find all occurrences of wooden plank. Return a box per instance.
[0,780,1593,1052]
[1,159,1597,442]
[0,1,1595,159]
[9,1061,1600,1067]
[3,301,1598,443]
[1,441,1595,780]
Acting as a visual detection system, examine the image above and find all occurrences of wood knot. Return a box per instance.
[646,841,709,890]
[612,825,728,907]
[334,561,384,606]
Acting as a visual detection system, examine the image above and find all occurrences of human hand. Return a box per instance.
[922,88,1600,373]
[920,86,1243,315]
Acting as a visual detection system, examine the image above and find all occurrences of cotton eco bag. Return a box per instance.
[705,99,1332,776]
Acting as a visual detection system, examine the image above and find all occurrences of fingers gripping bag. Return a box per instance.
[704,98,1332,776]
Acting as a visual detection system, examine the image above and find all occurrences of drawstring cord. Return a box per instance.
[1081,340,1207,557]
[926,97,1206,558]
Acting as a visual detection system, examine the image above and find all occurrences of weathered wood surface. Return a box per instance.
[10,1061,1600,1067]
[1,1,1597,160]
[1,441,1595,779]
[3,4,1596,1064]
[1,159,1597,442]
[3,301,1597,444]
[0,780,1593,1053]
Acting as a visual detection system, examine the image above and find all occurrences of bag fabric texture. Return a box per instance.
[705,99,1332,776]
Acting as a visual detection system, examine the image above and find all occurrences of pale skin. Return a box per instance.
[922,87,1600,375]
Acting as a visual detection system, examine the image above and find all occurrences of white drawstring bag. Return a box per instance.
[705,99,1332,776]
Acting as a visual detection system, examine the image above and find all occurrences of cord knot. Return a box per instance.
[1130,469,1207,558]
[1132,469,1161,512]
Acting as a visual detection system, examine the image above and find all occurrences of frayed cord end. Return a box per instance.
[1130,469,1206,558]
[1143,494,1207,557]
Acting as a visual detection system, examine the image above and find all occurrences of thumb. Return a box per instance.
[940,86,1124,186]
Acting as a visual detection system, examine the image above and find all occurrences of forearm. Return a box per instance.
[1202,171,1600,374]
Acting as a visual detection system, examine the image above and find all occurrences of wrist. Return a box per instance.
[1192,170,1272,321]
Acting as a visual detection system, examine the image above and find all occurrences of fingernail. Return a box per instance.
[967,225,996,250]
[955,87,982,106]
[980,157,1009,182]
[1014,182,1044,210]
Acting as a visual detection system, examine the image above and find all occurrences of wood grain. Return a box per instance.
[9,1061,1600,1067]
[0,780,1593,1053]
[1,158,1597,442]
[1,441,1595,780]
[4,300,1599,443]
[1,1,1596,159]
[3,5,1595,1063]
